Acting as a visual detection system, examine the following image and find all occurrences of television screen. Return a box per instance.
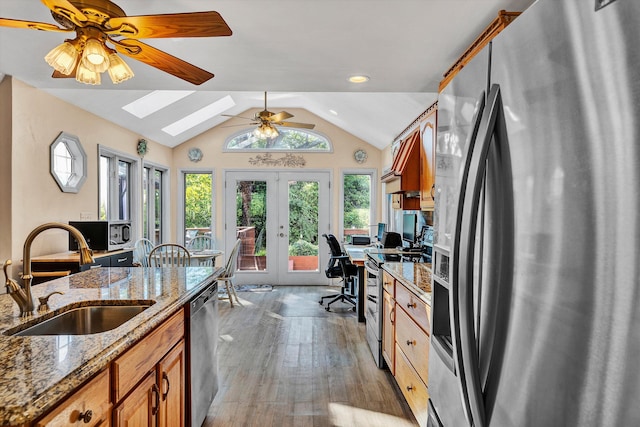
[402,213,417,246]
[376,223,386,241]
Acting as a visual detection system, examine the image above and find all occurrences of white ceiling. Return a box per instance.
[0,0,535,150]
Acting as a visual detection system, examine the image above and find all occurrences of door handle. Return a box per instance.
[454,83,514,427]
[451,88,486,427]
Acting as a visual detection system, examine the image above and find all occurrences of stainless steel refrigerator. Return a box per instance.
[429,0,640,426]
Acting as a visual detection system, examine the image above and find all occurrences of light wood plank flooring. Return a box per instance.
[203,285,419,427]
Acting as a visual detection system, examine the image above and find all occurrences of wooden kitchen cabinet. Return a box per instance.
[157,341,186,427]
[113,371,157,427]
[113,309,186,427]
[420,104,437,211]
[34,368,111,427]
[382,290,395,374]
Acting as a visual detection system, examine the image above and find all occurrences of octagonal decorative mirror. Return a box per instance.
[50,132,87,193]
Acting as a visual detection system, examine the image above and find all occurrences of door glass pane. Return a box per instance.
[142,168,149,239]
[154,170,163,243]
[117,160,130,220]
[236,180,266,272]
[343,174,371,242]
[99,156,109,220]
[184,173,213,245]
[288,180,319,272]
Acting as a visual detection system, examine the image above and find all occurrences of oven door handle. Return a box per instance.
[364,260,379,276]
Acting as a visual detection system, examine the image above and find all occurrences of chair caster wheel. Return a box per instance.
[325,306,331,312]
[352,307,356,311]
[318,299,323,305]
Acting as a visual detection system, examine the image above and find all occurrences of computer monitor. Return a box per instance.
[376,223,386,241]
[402,213,417,247]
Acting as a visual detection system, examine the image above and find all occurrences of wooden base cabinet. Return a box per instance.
[112,310,186,427]
[382,290,395,374]
[34,368,111,427]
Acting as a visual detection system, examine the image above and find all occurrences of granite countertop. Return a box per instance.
[382,262,432,305]
[0,266,222,426]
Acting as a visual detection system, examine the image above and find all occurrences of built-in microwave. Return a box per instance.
[68,220,132,252]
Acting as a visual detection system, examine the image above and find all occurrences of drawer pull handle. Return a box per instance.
[117,257,127,263]
[78,409,93,423]
[406,339,416,346]
[406,385,415,392]
[407,302,417,309]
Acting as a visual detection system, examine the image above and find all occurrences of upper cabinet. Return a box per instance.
[420,104,437,211]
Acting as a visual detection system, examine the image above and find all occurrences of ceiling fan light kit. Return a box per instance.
[2,0,232,85]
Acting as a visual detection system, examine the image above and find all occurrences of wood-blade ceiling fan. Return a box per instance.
[223,92,315,138]
[0,0,232,85]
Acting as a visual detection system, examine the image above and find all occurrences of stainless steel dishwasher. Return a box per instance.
[186,280,219,427]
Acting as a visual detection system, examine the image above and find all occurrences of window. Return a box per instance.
[341,171,377,242]
[225,128,332,151]
[142,163,168,244]
[49,132,87,193]
[99,147,138,222]
[180,171,214,246]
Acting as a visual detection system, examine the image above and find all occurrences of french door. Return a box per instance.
[224,170,331,285]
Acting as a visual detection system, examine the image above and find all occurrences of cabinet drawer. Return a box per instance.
[382,271,395,296]
[396,283,430,334]
[35,368,111,427]
[113,308,185,402]
[395,343,429,427]
[110,251,134,267]
[396,306,429,385]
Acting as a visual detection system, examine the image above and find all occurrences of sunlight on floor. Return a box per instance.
[328,402,417,427]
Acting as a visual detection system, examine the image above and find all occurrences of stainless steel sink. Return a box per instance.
[6,302,155,336]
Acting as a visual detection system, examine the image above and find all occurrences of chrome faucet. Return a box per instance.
[3,223,94,317]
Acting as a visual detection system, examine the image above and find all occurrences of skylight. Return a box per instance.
[162,95,236,137]
[122,90,195,118]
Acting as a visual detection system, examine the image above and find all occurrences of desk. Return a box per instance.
[189,249,223,266]
[344,244,367,323]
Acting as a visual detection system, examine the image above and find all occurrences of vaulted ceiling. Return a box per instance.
[0,0,535,150]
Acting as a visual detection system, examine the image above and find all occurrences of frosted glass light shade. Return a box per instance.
[253,123,279,139]
[81,38,109,73]
[76,62,101,85]
[44,41,79,75]
[107,53,134,84]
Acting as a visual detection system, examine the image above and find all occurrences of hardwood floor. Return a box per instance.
[203,285,419,427]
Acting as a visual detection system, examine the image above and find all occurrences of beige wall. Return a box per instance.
[3,78,388,276]
[0,77,12,265]
[6,78,171,274]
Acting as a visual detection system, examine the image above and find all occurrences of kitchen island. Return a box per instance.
[0,266,222,426]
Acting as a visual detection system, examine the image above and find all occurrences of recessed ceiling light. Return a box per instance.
[122,90,195,118]
[329,109,338,116]
[348,75,370,83]
[162,95,235,136]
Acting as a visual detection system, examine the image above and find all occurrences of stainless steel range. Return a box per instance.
[364,249,424,368]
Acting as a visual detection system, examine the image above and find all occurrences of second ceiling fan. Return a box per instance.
[224,92,315,138]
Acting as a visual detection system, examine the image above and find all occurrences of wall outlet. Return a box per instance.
[79,212,93,221]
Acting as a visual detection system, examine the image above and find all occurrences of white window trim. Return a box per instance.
[98,145,140,237]
[142,160,170,244]
[339,168,378,241]
[177,167,216,246]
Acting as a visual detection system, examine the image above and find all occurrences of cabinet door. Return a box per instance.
[158,341,186,427]
[420,110,437,210]
[113,370,158,427]
[382,290,395,374]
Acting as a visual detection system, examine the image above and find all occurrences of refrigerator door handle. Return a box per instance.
[450,90,486,427]
[455,83,514,427]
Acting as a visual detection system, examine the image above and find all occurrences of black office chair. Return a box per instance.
[319,233,358,311]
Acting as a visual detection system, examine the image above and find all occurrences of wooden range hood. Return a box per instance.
[381,128,420,194]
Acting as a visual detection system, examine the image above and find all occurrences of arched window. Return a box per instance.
[224,128,332,152]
